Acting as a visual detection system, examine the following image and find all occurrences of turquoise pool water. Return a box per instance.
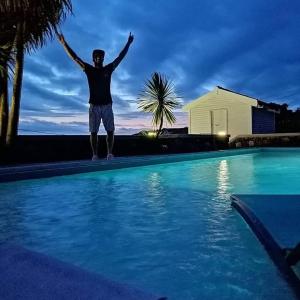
[1,150,300,299]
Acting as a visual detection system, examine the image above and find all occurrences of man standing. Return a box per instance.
[57,32,134,160]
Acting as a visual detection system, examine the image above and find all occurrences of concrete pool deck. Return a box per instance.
[0,244,166,300]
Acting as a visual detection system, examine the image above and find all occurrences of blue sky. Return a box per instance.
[18,0,300,134]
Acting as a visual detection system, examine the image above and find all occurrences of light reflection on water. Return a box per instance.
[217,159,229,196]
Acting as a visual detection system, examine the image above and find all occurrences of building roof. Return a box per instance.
[216,86,259,101]
[183,86,281,113]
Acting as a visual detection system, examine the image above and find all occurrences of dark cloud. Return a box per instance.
[19,119,88,135]
[19,118,143,135]
[116,111,148,120]
[17,0,300,134]
[21,81,86,111]
[116,127,145,135]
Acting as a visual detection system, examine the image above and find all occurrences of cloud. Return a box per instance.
[19,118,88,135]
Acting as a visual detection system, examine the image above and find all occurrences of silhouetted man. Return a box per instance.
[57,32,134,160]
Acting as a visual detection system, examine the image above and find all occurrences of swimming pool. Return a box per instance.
[0,149,300,299]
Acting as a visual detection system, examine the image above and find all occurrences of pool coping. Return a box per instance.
[231,194,300,299]
[0,148,265,183]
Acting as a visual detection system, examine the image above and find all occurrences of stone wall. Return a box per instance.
[229,133,300,148]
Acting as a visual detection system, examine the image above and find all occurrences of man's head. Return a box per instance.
[93,49,105,66]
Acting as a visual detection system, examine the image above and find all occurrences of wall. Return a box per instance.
[229,133,300,148]
[0,134,229,165]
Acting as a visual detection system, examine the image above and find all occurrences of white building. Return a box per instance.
[183,86,280,139]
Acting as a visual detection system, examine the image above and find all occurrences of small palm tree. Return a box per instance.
[138,72,180,138]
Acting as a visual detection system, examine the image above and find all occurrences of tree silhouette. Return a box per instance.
[0,0,72,146]
[138,72,180,138]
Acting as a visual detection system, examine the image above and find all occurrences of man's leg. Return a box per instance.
[90,132,98,159]
[89,104,100,160]
[106,131,114,158]
[102,104,115,160]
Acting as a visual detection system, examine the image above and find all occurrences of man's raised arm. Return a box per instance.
[57,33,86,70]
[111,32,134,70]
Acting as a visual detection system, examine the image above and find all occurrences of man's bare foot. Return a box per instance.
[107,153,114,160]
[92,155,99,161]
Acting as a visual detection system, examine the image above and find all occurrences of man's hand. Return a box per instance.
[128,32,134,44]
[55,29,86,70]
[111,32,134,70]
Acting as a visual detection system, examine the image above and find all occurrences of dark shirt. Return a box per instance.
[84,63,114,105]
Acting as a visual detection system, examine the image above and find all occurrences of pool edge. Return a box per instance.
[0,148,262,183]
[231,194,300,299]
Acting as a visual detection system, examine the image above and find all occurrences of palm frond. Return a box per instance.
[138,100,158,112]
[163,106,177,124]
[0,0,72,54]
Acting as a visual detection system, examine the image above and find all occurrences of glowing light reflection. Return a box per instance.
[217,160,229,196]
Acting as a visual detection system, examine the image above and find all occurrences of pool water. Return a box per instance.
[1,151,300,299]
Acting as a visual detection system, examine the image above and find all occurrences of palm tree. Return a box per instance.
[0,0,72,146]
[0,14,16,146]
[0,41,15,74]
[138,72,180,138]
[0,61,9,146]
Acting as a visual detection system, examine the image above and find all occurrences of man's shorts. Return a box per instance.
[89,104,115,133]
